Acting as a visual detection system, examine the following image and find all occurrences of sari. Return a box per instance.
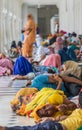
[22,16,36,57]
[43,54,61,68]
[13,55,33,75]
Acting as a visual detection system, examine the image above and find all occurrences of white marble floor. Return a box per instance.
[0,76,35,126]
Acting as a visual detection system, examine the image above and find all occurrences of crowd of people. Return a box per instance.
[0,13,82,130]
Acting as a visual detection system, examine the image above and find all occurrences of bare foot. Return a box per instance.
[26,80,31,86]
[59,115,68,121]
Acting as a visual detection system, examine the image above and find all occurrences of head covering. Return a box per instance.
[11,41,16,48]
[56,37,64,45]
[27,72,35,79]
[17,41,22,48]
[71,37,78,43]
[72,32,77,37]
[68,33,72,37]
[33,104,56,123]
[48,93,63,105]
[59,30,67,35]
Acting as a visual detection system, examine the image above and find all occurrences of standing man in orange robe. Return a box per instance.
[22,14,36,58]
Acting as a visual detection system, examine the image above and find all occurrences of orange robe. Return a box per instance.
[22,18,36,57]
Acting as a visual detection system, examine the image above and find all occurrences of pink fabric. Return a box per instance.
[0,66,8,76]
[0,58,13,71]
[43,54,61,68]
[0,58,13,76]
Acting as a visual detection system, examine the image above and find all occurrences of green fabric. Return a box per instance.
[77,126,82,130]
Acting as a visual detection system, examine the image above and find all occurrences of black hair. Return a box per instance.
[11,40,16,48]
[72,32,77,37]
[49,36,57,45]
[17,41,22,48]
[31,61,39,65]
[21,29,25,33]
[63,40,68,47]
[79,90,82,108]
[48,68,55,74]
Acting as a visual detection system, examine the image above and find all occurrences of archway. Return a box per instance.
[21,4,59,38]
[37,5,59,37]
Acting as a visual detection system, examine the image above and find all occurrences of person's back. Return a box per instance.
[58,47,71,64]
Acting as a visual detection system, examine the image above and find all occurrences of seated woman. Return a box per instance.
[9,40,18,58]
[0,53,14,76]
[16,41,23,55]
[43,54,61,69]
[13,55,33,76]
[36,53,61,69]
[58,40,78,64]
[33,42,61,69]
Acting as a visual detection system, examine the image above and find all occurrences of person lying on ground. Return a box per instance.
[1,89,82,130]
[14,88,76,118]
[33,98,77,123]
[10,87,38,111]
[12,73,82,96]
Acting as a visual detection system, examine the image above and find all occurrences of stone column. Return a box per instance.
[79,0,82,34]
[22,4,28,28]
[1,0,8,54]
[0,0,2,51]
[74,0,82,34]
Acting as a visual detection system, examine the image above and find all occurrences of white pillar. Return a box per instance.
[57,0,82,34]
[74,0,82,34]
[22,4,28,28]
[0,0,2,51]
[79,0,82,34]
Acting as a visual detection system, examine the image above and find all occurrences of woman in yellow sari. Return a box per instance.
[22,14,36,57]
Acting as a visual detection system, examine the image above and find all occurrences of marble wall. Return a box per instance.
[0,0,22,55]
[58,0,82,34]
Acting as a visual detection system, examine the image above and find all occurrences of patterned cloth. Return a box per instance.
[0,58,13,76]
[0,58,13,71]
